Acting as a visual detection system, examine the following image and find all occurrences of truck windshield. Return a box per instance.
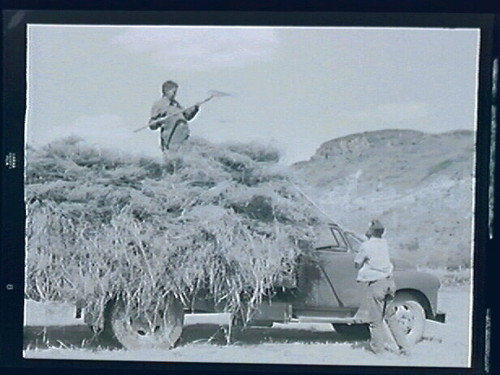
[345,232,363,252]
[330,227,348,251]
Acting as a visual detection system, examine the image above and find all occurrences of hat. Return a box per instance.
[162,80,179,92]
[370,220,384,231]
[366,219,384,238]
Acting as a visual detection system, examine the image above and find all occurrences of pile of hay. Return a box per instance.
[25,137,322,327]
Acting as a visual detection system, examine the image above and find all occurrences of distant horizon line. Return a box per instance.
[25,126,475,148]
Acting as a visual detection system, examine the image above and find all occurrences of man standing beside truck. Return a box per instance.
[353,220,409,355]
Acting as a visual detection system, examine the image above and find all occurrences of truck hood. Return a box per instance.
[392,257,417,271]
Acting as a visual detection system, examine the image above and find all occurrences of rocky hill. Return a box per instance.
[292,129,475,269]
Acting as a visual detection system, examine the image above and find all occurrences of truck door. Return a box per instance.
[300,226,364,309]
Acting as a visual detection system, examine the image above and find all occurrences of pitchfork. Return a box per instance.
[133,90,232,133]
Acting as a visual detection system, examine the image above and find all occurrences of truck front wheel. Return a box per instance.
[333,294,426,346]
[388,295,426,346]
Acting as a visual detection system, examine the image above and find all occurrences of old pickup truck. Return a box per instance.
[90,223,445,350]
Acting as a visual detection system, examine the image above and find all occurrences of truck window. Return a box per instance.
[313,225,350,252]
[314,225,339,250]
[329,227,348,252]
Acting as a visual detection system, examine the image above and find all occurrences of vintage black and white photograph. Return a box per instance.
[23,24,480,367]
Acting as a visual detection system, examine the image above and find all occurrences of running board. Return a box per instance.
[292,316,359,324]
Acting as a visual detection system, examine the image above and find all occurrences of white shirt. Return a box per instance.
[354,237,394,282]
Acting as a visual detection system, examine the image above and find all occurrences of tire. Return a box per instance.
[105,296,185,350]
[333,294,426,345]
[389,294,426,346]
[332,323,370,339]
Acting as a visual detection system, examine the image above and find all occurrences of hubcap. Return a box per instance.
[125,315,165,338]
[110,299,184,349]
[394,304,415,334]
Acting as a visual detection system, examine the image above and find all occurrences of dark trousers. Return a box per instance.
[356,277,408,353]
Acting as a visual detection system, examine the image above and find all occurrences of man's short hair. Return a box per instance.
[162,80,179,93]
[370,220,385,237]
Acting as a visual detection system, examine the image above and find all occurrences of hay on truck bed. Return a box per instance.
[25,136,323,329]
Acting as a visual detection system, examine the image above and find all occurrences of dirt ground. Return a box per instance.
[23,285,472,368]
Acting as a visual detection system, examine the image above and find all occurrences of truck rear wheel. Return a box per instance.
[104,296,184,350]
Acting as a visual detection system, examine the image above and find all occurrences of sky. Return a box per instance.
[26,25,480,164]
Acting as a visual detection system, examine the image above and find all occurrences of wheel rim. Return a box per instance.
[110,297,184,350]
[390,299,425,346]
[393,303,417,335]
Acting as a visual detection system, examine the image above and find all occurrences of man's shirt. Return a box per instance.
[354,237,394,282]
[150,97,192,150]
[150,98,184,126]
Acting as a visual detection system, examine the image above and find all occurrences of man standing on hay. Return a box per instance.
[353,220,409,355]
[148,80,199,152]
